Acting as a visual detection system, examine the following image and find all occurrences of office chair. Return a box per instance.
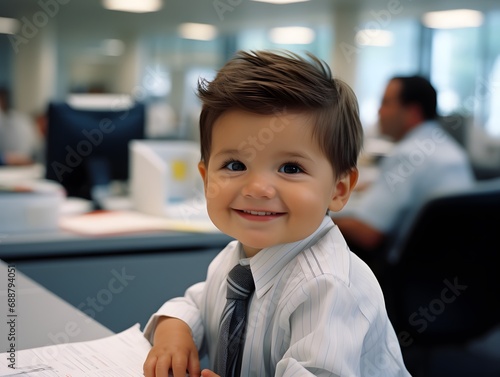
[439,114,469,147]
[382,179,500,375]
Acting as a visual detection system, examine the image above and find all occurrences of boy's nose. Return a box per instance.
[241,174,276,199]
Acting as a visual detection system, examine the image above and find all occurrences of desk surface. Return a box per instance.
[0,228,233,260]
[0,260,113,351]
[1,212,232,333]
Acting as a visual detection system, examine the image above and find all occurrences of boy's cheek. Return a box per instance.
[204,177,230,200]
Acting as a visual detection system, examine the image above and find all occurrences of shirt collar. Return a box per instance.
[402,120,439,140]
[239,216,334,299]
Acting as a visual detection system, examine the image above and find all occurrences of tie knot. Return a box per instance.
[227,264,255,300]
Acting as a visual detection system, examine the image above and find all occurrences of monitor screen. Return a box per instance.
[45,102,145,202]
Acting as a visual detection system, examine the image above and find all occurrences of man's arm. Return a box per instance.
[332,216,385,251]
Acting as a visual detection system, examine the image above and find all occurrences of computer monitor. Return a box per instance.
[45,101,145,204]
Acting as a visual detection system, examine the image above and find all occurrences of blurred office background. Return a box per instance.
[1,1,500,376]
[1,0,500,161]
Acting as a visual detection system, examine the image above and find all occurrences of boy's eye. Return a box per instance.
[225,160,246,171]
[279,163,303,174]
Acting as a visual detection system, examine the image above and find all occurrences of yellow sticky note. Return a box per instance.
[171,160,187,180]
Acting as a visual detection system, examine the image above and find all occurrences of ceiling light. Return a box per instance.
[422,9,483,29]
[102,0,162,13]
[68,94,133,110]
[355,30,394,47]
[251,0,310,3]
[178,23,218,41]
[0,17,20,35]
[269,26,315,44]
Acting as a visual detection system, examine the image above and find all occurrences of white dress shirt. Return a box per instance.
[144,216,411,376]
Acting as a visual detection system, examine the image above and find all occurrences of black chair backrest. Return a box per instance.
[386,179,500,347]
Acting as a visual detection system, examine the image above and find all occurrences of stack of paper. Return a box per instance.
[0,324,170,376]
[59,210,219,236]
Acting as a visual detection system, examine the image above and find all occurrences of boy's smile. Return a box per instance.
[235,209,285,220]
[198,109,351,257]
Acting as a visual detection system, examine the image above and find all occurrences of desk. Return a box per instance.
[0,163,234,333]
[0,164,235,332]
[0,228,233,261]
[0,260,113,351]
[0,229,233,333]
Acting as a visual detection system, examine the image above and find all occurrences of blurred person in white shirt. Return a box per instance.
[333,75,475,267]
[0,87,42,166]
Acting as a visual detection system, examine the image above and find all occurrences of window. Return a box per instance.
[141,34,223,138]
[236,24,333,62]
[354,11,500,137]
[484,11,500,136]
[354,19,421,128]
[428,10,500,136]
[430,27,481,116]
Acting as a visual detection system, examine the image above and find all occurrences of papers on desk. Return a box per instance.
[0,324,148,376]
[59,209,219,236]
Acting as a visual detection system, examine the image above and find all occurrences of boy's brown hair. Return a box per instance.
[197,50,363,179]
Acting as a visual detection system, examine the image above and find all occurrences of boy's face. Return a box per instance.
[198,109,354,257]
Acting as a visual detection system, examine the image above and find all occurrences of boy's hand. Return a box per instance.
[143,317,201,377]
[201,370,220,377]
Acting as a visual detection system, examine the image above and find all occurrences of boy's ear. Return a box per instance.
[328,168,359,213]
[198,160,208,189]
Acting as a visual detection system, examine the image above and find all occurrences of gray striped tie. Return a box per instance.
[215,264,255,377]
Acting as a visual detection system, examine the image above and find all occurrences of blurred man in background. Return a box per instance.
[332,75,475,268]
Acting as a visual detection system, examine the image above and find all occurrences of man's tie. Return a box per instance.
[215,264,255,377]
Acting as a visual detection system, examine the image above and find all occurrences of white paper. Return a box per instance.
[0,324,150,376]
[59,210,218,236]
